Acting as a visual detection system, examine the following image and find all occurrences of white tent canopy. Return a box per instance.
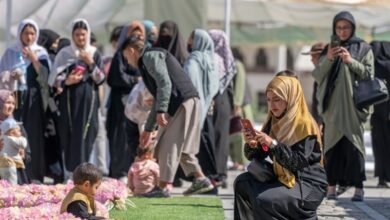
[1,0,390,48]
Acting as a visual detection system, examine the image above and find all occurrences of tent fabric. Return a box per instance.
[1,0,390,47]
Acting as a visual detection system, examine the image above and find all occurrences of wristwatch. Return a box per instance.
[270,139,278,149]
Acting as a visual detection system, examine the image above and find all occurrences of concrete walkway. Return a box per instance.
[218,170,390,220]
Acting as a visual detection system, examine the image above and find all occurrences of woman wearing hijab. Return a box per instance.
[106,21,145,179]
[313,11,374,201]
[370,41,390,188]
[0,19,50,182]
[142,20,158,48]
[184,29,220,185]
[0,90,30,184]
[37,28,64,183]
[38,29,60,62]
[234,75,327,220]
[155,21,188,66]
[50,19,105,173]
[208,29,236,187]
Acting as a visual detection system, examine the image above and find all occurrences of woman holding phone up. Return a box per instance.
[234,75,327,220]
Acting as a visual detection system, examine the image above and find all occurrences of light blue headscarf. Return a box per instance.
[142,20,156,48]
[184,29,219,125]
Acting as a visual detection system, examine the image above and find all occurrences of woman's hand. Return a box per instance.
[64,71,83,85]
[156,113,169,128]
[326,45,341,61]
[23,47,38,63]
[256,132,273,147]
[242,128,259,148]
[79,50,94,65]
[339,47,352,64]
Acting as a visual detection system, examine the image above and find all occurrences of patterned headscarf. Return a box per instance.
[0,90,14,123]
[208,29,236,93]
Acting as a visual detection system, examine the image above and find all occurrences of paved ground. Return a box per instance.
[172,170,390,220]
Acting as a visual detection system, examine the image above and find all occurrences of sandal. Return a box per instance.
[351,189,364,202]
[337,186,351,196]
[326,186,337,200]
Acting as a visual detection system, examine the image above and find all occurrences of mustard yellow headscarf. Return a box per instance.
[264,76,322,188]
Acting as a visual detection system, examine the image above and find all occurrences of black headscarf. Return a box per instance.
[322,11,371,111]
[155,21,188,66]
[38,29,60,54]
[370,41,390,117]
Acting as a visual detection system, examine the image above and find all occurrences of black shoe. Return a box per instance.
[199,187,218,195]
[377,181,389,188]
[173,178,183,187]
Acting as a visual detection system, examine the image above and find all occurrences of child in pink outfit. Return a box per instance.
[128,145,159,196]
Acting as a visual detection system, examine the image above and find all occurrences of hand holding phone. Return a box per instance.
[330,35,341,48]
[240,119,269,151]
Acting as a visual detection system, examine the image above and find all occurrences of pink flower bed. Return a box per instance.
[0,178,128,219]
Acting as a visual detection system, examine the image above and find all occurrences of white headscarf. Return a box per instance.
[48,18,96,86]
[0,19,49,73]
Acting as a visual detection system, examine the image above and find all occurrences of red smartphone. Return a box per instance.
[240,118,269,151]
[74,65,86,75]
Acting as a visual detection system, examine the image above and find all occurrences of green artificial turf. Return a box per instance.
[110,197,224,220]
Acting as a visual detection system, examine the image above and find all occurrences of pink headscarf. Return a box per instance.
[0,90,14,123]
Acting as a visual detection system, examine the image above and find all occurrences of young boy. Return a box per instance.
[60,163,105,220]
[0,118,28,185]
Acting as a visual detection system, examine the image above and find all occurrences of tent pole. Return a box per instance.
[224,0,231,43]
[6,0,12,47]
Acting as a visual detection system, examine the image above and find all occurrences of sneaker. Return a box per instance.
[183,178,214,196]
[142,187,171,198]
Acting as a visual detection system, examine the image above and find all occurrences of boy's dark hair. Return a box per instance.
[110,25,124,43]
[73,163,102,185]
[137,145,153,158]
[275,70,298,79]
[121,36,145,53]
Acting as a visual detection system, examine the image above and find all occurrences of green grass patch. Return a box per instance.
[110,197,224,220]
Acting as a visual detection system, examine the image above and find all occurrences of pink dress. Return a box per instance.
[128,159,159,195]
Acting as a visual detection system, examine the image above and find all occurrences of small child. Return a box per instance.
[60,163,105,220]
[128,145,160,196]
[0,118,27,185]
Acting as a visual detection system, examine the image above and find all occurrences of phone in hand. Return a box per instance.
[330,35,341,48]
[240,118,256,137]
[73,65,86,75]
[240,118,269,151]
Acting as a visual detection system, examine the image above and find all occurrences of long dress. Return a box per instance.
[14,60,50,182]
[57,52,103,172]
[370,41,390,182]
[106,52,140,178]
[234,136,327,220]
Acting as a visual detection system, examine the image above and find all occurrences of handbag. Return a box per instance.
[353,77,389,109]
[229,116,242,135]
[247,158,275,183]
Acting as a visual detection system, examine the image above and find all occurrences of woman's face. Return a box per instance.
[21,26,37,47]
[72,28,88,48]
[3,95,15,117]
[335,20,353,41]
[267,91,287,118]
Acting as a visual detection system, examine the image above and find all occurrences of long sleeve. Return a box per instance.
[88,52,106,85]
[312,55,333,84]
[66,201,105,220]
[35,59,50,111]
[142,51,172,113]
[270,136,321,173]
[347,49,374,79]
[233,61,246,106]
